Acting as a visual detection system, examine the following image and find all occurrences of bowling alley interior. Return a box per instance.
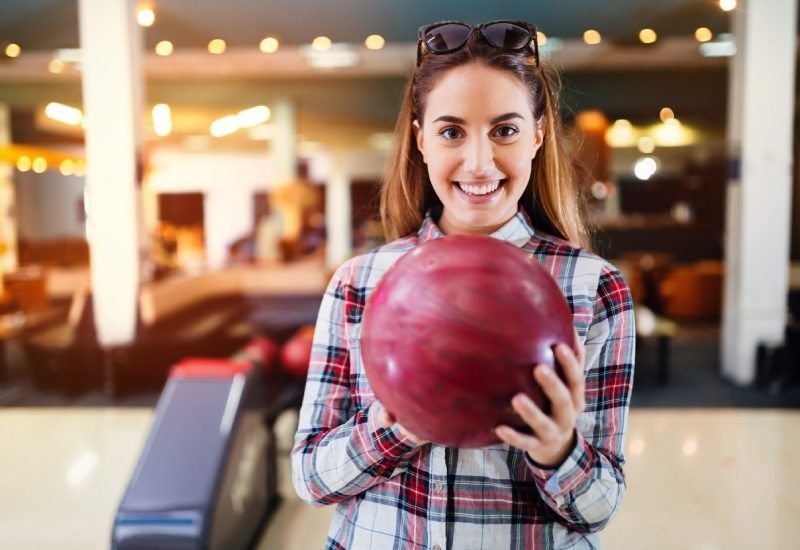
[1,1,799,548]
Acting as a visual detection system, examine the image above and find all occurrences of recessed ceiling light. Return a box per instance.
[259,37,279,53]
[364,34,385,50]
[155,40,173,56]
[311,36,332,52]
[583,30,601,45]
[208,39,226,55]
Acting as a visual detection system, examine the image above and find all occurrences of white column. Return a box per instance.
[271,98,296,182]
[0,104,18,280]
[721,0,798,385]
[325,149,352,269]
[78,0,143,346]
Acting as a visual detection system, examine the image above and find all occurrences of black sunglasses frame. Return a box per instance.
[416,20,540,68]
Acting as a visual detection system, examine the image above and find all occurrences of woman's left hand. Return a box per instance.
[495,332,587,469]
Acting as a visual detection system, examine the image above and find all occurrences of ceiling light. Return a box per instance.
[605,119,636,147]
[311,36,332,51]
[259,37,279,53]
[208,39,226,55]
[16,156,31,172]
[155,40,173,56]
[60,160,75,176]
[639,29,657,44]
[74,161,86,177]
[719,0,736,11]
[4,43,21,58]
[45,102,83,126]
[236,106,271,128]
[659,107,675,122]
[32,157,47,174]
[695,27,713,42]
[364,34,385,50]
[583,30,601,45]
[210,115,238,137]
[48,59,65,74]
[136,7,155,27]
[637,136,656,154]
[152,104,172,137]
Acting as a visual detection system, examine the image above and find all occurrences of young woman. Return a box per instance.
[292,20,635,549]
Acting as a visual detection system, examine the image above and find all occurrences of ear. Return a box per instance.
[412,119,426,162]
[532,119,545,160]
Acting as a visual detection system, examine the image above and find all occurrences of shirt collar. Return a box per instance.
[417,208,535,248]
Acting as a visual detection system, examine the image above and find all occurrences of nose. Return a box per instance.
[463,135,495,176]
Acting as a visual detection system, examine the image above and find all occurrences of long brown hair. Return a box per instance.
[380,29,590,248]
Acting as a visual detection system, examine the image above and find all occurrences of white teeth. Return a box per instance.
[457,180,501,195]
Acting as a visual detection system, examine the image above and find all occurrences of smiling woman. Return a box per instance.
[292,19,636,550]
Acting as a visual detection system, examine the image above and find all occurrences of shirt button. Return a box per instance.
[434,482,444,492]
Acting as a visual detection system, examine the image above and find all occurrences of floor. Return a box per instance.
[1,406,798,549]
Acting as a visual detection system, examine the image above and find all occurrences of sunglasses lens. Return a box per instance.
[423,23,471,52]
[483,22,531,50]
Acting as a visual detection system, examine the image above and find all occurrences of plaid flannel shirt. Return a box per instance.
[292,209,635,549]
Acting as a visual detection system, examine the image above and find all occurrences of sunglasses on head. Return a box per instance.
[416,20,540,67]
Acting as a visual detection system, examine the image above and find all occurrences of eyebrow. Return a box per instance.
[432,112,526,125]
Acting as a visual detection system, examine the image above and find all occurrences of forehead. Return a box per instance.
[425,63,533,122]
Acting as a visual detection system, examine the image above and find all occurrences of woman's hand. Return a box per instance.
[378,407,429,445]
[495,332,587,468]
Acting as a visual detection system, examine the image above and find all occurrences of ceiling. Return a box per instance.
[0,1,737,146]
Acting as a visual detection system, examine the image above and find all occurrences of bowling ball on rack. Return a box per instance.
[361,234,575,448]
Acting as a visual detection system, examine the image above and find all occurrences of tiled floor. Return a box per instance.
[1,407,798,549]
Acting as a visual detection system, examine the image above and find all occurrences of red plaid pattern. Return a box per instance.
[292,210,635,549]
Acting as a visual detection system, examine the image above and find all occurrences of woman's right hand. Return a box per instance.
[378,407,429,445]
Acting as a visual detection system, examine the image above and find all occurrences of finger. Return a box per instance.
[535,364,577,429]
[511,391,559,442]
[495,424,543,453]
[556,344,586,413]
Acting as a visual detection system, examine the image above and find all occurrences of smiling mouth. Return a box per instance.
[454,179,507,196]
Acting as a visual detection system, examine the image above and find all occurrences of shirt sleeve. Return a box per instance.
[291,259,423,507]
[525,262,636,533]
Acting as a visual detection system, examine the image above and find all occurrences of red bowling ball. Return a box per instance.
[280,325,315,377]
[361,235,575,448]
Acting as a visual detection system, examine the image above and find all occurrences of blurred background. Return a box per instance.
[0,0,798,548]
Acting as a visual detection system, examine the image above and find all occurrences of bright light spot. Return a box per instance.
[583,30,602,45]
[653,118,693,146]
[155,40,173,56]
[236,105,271,128]
[208,39,226,55]
[629,438,646,456]
[65,450,99,488]
[32,157,48,174]
[45,102,83,126]
[660,107,675,122]
[634,157,658,180]
[74,160,86,177]
[719,0,736,11]
[60,159,75,176]
[16,156,31,172]
[48,59,65,73]
[637,136,656,154]
[590,181,608,200]
[682,439,698,456]
[152,103,172,137]
[635,305,657,336]
[699,34,736,57]
[671,202,693,224]
[312,36,332,51]
[5,43,21,58]
[136,7,155,27]
[364,34,385,50]
[537,32,547,46]
[605,119,636,148]
[639,29,657,44]
[695,27,713,42]
[259,37,279,53]
[210,115,238,137]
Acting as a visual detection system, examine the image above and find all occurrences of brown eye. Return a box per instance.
[494,125,519,138]
[438,127,463,140]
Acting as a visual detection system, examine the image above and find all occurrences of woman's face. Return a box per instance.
[413,63,544,235]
